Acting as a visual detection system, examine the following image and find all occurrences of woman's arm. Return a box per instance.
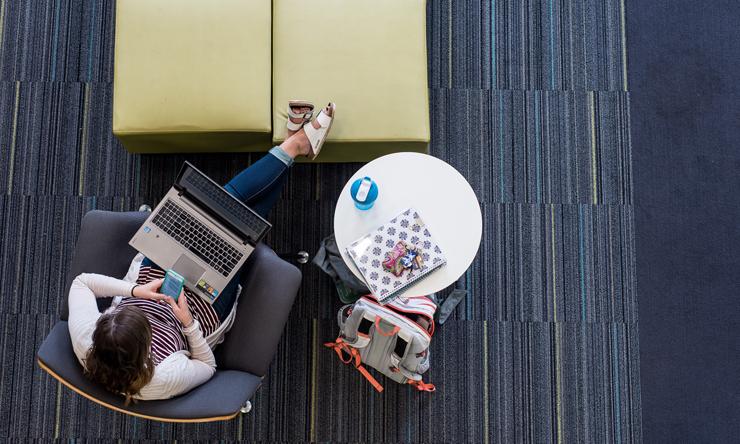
[67,273,136,365]
[71,273,136,300]
[182,319,217,367]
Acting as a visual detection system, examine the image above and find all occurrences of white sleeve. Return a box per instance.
[67,273,136,366]
[71,273,136,299]
[137,353,216,400]
[182,319,217,367]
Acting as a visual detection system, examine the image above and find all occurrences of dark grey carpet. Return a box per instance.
[628,0,740,441]
[0,0,640,441]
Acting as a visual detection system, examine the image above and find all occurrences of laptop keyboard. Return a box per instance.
[151,200,243,277]
[182,170,270,241]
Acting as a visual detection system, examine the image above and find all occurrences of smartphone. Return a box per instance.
[161,269,185,302]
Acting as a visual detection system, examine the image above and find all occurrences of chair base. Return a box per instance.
[240,401,252,414]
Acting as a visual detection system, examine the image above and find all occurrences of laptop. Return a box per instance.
[129,161,271,304]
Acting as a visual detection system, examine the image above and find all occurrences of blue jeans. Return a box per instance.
[143,147,293,321]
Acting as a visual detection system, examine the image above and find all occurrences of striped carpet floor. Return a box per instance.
[0,0,641,442]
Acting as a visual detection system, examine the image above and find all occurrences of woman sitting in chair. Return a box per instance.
[68,102,334,404]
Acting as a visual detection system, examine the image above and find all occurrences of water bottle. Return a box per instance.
[350,176,378,210]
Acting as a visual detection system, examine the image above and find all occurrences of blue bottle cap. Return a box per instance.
[350,177,378,210]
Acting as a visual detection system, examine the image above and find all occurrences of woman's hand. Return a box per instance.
[132,279,168,302]
[165,290,194,328]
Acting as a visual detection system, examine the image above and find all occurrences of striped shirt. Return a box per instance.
[117,265,222,365]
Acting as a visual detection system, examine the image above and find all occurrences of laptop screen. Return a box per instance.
[175,162,271,243]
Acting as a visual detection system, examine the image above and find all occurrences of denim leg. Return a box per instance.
[213,148,293,320]
[141,257,161,270]
[223,147,292,219]
[211,275,240,321]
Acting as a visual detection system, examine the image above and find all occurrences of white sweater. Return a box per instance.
[67,255,239,400]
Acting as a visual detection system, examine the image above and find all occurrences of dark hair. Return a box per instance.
[84,305,154,405]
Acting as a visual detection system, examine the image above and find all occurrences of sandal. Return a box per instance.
[303,102,336,160]
[287,100,314,132]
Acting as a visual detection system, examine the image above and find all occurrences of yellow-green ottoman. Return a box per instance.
[113,0,272,153]
[272,0,430,162]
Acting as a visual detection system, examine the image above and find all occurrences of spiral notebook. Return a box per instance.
[346,208,447,303]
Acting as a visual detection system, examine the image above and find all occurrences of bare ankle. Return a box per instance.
[279,137,301,158]
[281,131,310,158]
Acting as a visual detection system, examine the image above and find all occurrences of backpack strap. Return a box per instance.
[356,363,384,393]
[324,338,384,392]
[406,379,436,392]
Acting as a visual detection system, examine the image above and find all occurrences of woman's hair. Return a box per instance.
[84,305,154,405]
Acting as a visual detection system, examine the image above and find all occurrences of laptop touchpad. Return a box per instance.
[173,255,205,284]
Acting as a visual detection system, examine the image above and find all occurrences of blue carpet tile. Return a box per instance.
[0,0,640,441]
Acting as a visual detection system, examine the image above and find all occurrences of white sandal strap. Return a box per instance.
[303,121,326,149]
[303,123,323,142]
[302,103,335,159]
[286,119,304,131]
[316,111,332,128]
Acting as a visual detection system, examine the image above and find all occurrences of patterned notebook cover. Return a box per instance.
[346,208,447,303]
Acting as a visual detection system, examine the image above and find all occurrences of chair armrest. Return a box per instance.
[215,244,302,376]
[61,210,148,321]
[38,321,261,422]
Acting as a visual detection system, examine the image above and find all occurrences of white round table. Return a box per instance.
[334,152,482,297]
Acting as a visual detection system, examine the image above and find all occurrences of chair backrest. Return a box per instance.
[214,243,301,375]
[61,210,147,321]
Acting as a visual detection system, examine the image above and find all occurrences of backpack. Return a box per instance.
[324,294,437,392]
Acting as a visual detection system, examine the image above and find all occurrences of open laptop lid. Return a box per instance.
[173,161,271,245]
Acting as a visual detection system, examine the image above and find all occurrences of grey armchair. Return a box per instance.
[37,210,301,422]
